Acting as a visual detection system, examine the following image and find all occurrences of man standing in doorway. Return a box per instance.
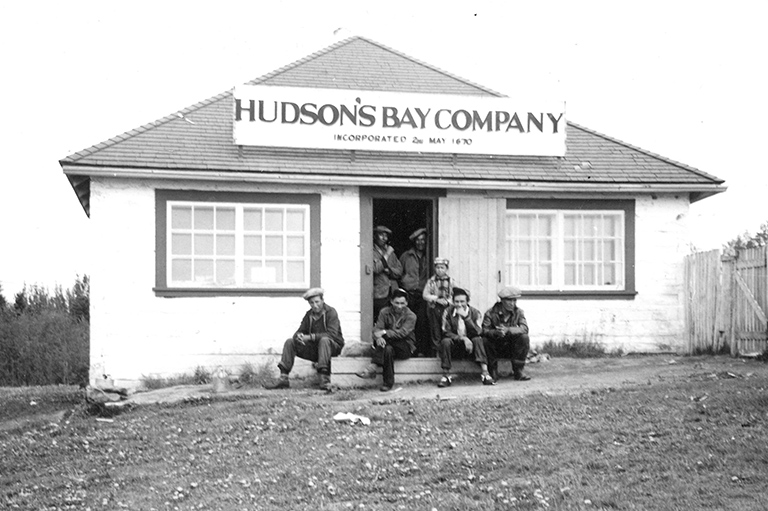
[265,288,345,392]
[373,225,402,319]
[399,227,430,356]
[482,286,531,382]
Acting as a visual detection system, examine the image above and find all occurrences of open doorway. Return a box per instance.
[372,198,434,260]
[360,189,442,344]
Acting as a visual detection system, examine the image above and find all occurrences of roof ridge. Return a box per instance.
[566,120,724,184]
[352,36,505,97]
[245,37,359,85]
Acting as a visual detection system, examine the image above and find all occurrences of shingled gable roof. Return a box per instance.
[61,36,725,215]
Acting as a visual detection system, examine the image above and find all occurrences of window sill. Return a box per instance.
[153,287,308,298]
[518,290,637,300]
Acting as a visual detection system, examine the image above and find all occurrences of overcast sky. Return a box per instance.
[1,0,766,301]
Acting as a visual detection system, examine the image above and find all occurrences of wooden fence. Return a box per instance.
[684,246,768,355]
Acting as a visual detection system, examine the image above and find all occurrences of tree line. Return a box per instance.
[0,276,89,387]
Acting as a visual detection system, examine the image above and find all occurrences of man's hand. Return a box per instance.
[462,337,473,353]
[376,336,387,348]
[296,333,309,344]
[436,298,449,306]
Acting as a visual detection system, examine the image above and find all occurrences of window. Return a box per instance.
[156,191,320,296]
[504,200,635,297]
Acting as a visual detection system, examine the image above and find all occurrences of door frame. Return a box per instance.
[359,187,445,343]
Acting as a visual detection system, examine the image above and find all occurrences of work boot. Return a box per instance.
[355,363,378,379]
[264,374,289,390]
[512,362,530,381]
[319,373,332,392]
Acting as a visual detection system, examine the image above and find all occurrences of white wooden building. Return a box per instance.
[60,37,726,387]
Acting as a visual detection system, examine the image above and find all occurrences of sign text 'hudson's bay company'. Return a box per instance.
[233,85,565,156]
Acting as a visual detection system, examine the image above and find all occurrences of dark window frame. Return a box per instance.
[505,198,636,300]
[154,190,321,297]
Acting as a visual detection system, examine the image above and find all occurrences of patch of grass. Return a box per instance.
[192,366,212,385]
[3,370,768,510]
[693,342,732,356]
[540,339,608,358]
[140,368,211,391]
[0,385,83,423]
[235,360,275,388]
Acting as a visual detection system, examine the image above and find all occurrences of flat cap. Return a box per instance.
[498,286,522,299]
[391,288,409,300]
[373,225,392,234]
[433,257,449,267]
[409,227,427,240]
[302,287,324,300]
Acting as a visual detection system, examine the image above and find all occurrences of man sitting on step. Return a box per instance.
[437,287,495,387]
[482,286,531,382]
[356,288,416,392]
[265,288,344,392]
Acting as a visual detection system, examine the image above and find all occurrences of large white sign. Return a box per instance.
[233,85,566,157]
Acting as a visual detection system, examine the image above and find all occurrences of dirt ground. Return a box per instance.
[125,354,768,406]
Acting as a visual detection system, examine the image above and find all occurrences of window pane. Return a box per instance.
[244,209,262,231]
[583,264,596,285]
[286,210,305,231]
[172,207,192,229]
[216,235,235,256]
[517,216,533,236]
[564,216,577,237]
[286,236,305,257]
[538,215,553,236]
[265,210,283,232]
[538,240,551,260]
[172,234,191,255]
[538,264,552,285]
[517,240,532,261]
[194,260,214,283]
[584,240,595,260]
[171,259,192,281]
[584,215,598,237]
[216,208,235,230]
[604,216,617,236]
[244,236,262,257]
[564,240,576,260]
[265,261,283,283]
[286,261,305,283]
[194,234,214,255]
[517,264,531,285]
[265,236,283,256]
[194,207,214,230]
[216,260,235,285]
[604,264,616,286]
[564,263,576,285]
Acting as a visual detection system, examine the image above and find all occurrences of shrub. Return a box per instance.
[236,361,275,387]
[540,339,607,358]
[0,277,90,387]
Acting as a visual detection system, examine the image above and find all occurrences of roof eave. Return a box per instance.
[60,163,728,199]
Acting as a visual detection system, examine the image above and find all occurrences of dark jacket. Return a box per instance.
[373,245,403,300]
[375,306,417,352]
[399,248,428,292]
[441,304,484,340]
[481,302,529,340]
[293,303,344,346]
